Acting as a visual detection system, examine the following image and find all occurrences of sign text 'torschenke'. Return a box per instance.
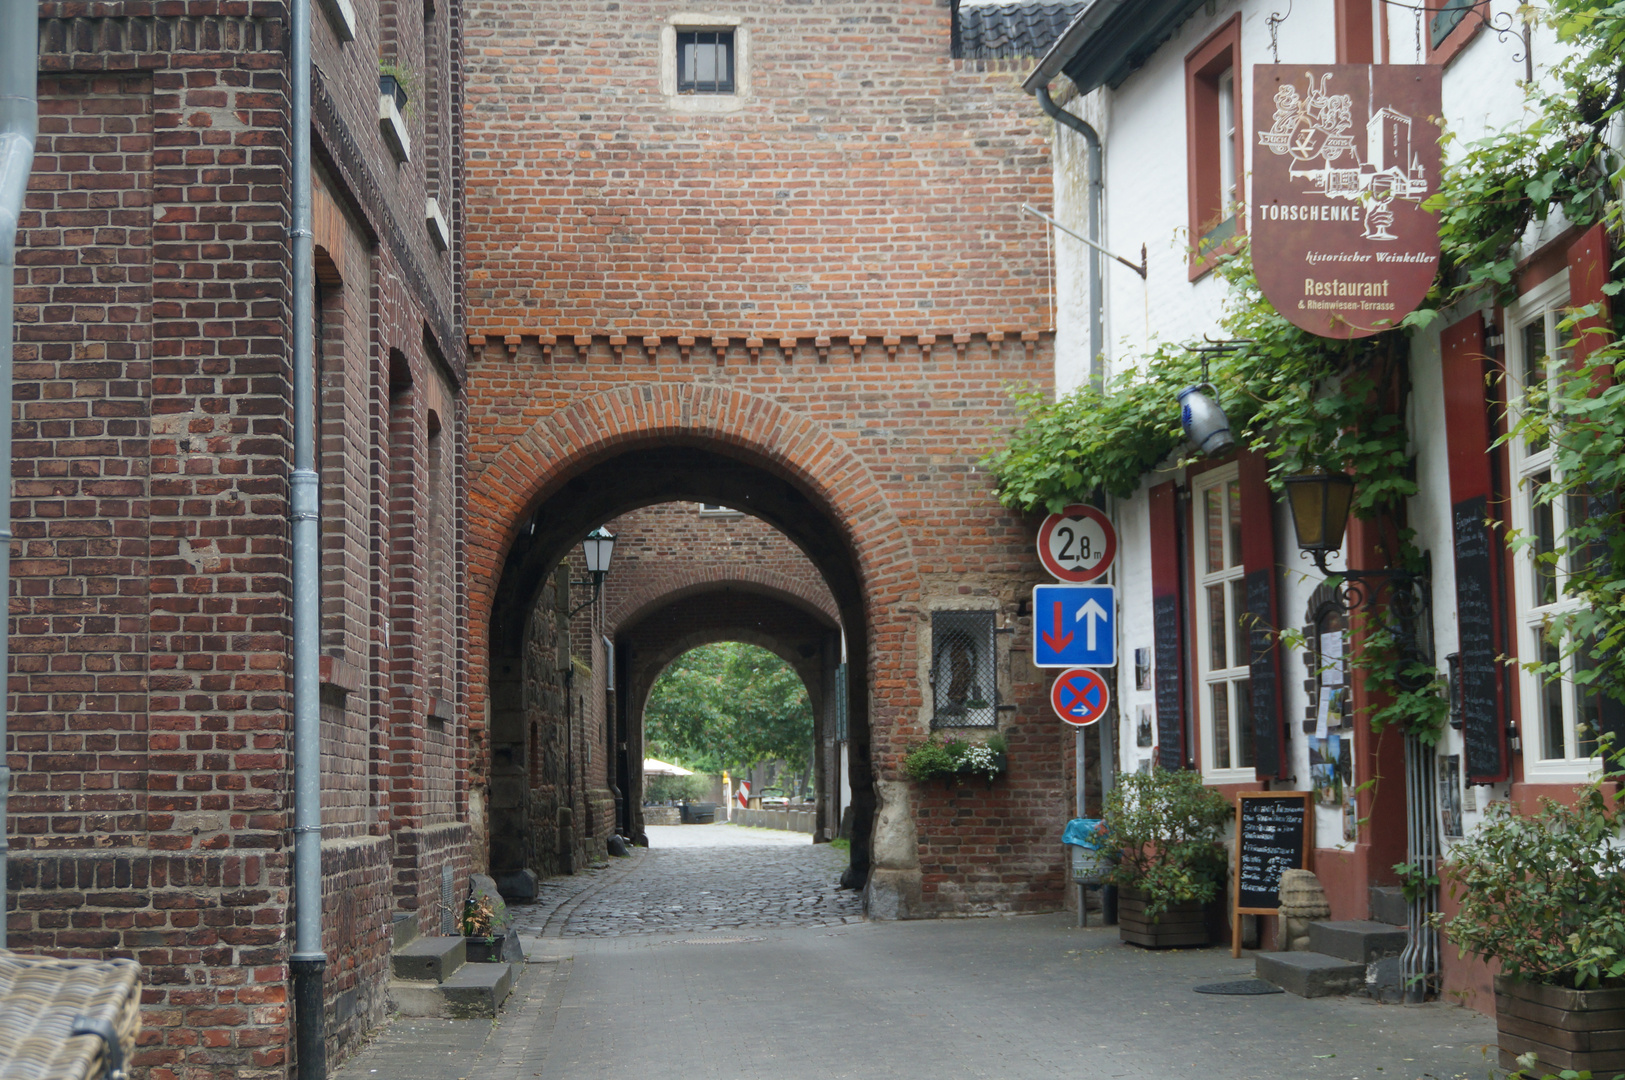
[1251,65,1442,340]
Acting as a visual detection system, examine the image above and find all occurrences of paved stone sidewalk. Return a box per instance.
[508,823,861,938]
[338,915,1502,1080]
[335,829,1502,1080]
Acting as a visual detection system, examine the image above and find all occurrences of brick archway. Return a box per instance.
[608,565,841,631]
[468,382,922,893]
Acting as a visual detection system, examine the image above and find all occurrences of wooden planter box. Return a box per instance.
[1117,887,1209,949]
[1494,975,1625,1076]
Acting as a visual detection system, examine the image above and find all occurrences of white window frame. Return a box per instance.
[1193,464,1254,783]
[659,14,750,114]
[1505,270,1603,782]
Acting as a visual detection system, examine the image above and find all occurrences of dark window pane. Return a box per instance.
[677,30,735,94]
[1523,319,1548,451]
[1574,640,1601,759]
[1532,470,1556,606]
[1540,636,1565,760]
[1212,684,1231,771]
[1236,679,1255,769]
[1207,584,1227,670]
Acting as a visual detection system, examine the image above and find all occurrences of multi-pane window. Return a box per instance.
[1507,278,1602,775]
[677,30,735,94]
[1195,468,1254,777]
[931,610,997,728]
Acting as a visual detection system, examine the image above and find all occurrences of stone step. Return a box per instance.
[1368,885,1407,926]
[390,936,466,983]
[1309,920,1409,964]
[391,912,419,951]
[1255,951,1366,998]
[441,961,516,1018]
[389,963,517,1020]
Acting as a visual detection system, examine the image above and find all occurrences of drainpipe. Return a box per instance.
[0,0,39,951]
[288,0,325,1069]
[1033,84,1104,391]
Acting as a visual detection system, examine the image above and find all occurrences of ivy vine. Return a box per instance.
[985,0,1625,749]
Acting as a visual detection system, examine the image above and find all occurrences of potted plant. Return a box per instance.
[1438,781,1625,1077]
[462,892,502,963]
[1101,767,1232,948]
[901,734,1007,788]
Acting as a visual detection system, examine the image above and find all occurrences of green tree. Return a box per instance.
[644,642,813,777]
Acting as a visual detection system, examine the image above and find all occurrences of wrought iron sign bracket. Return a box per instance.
[1305,549,1435,688]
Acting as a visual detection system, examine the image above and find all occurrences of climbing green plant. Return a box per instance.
[985,0,1625,746]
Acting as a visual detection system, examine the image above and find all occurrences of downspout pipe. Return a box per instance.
[1033,84,1104,390]
[0,0,40,951]
[288,0,325,1070]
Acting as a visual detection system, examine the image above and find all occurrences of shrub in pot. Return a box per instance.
[1101,767,1232,948]
[1439,783,1625,1076]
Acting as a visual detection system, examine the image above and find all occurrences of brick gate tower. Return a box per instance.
[463,0,1078,918]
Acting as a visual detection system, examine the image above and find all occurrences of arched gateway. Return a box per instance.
[468,383,922,901]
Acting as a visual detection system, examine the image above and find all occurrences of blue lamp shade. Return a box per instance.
[1177,384,1235,458]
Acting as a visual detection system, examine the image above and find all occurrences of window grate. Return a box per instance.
[931,610,997,728]
[677,30,735,94]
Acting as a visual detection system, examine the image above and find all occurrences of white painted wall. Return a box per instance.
[1037,0,1590,853]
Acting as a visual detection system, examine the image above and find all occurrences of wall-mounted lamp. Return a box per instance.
[1178,384,1235,458]
[569,526,617,617]
[1283,469,1434,687]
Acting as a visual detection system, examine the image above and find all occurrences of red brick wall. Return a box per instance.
[602,503,839,630]
[9,2,469,1075]
[463,0,1052,336]
[463,0,1063,917]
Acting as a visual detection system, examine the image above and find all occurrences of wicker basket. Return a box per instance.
[0,952,142,1080]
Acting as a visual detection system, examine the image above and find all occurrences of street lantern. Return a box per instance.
[581,526,616,577]
[570,526,617,616]
[1283,470,1356,574]
[1283,469,1435,688]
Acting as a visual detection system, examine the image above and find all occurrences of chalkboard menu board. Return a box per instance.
[1233,792,1310,911]
[1153,593,1183,770]
[1244,568,1281,779]
[1452,495,1504,782]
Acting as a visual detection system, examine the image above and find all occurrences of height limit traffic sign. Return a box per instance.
[1036,505,1116,583]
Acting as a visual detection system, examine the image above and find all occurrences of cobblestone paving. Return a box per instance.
[509,824,863,938]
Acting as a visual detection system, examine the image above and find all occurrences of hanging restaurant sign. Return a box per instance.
[1251,65,1442,340]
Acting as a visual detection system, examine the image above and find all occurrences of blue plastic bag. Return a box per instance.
[1062,817,1106,850]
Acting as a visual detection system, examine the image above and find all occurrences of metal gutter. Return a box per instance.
[0,0,39,951]
[288,0,326,1069]
[1029,87,1105,391]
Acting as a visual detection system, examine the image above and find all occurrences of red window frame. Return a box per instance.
[1184,15,1243,280]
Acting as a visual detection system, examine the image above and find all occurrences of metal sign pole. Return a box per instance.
[1076,727,1087,927]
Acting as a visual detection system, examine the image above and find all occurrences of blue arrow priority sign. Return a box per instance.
[1032,584,1116,668]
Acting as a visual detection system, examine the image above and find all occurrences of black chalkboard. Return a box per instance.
[1245,568,1280,779]
[1153,593,1183,770]
[1452,496,1504,782]
[1233,792,1310,912]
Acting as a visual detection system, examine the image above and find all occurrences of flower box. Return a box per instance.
[1117,887,1209,949]
[1494,976,1625,1076]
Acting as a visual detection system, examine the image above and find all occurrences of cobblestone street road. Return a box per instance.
[510,823,863,937]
